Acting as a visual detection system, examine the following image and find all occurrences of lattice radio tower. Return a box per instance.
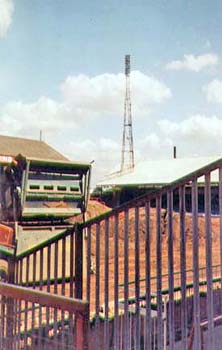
[121,54,134,172]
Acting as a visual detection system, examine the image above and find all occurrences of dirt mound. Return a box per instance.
[68,200,111,224]
[88,208,221,306]
[85,200,111,220]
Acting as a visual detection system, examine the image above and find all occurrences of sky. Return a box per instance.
[1,0,222,187]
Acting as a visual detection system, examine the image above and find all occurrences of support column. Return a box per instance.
[75,224,83,299]
[6,256,15,350]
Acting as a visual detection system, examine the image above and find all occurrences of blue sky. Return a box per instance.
[1,0,222,185]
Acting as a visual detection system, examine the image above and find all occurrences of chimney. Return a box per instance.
[173,146,177,159]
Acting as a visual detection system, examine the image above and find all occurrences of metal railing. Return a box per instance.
[0,281,89,350]
[14,225,83,300]
[8,158,222,349]
[81,158,222,350]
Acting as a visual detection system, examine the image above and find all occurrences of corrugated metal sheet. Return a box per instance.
[0,134,68,161]
[98,156,222,187]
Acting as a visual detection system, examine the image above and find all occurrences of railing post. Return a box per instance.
[75,224,83,299]
[4,252,15,285]
[75,306,89,350]
[6,256,15,350]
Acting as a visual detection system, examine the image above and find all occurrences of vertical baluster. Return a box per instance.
[38,304,43,350]
[156,195,163,350]
[129,311,132,349]
[15,260,19,285]
[11,297,15,350]
[39,248,43,290]
[192,179,201,350]
[24,302,28,349]
[70,232,74,298]
[25,255,30,348]
[62,237,66,296]
[18,260,22,347]
[61,236,66,347]
[31,252,36,336]
[19,259,23,285]
[124,208,129,350]
[38,249,43,350]
[114,213,119,350]
[54,242,58,295]
[205,172,215,349]
[104,217,109,350]
[168,190,175,349]
[45,244,51,348]
[26,255,30,284]
[145,200,152,349]
[46,246,51,293]
[179,185,187,350]
[14,302,18,350]
[6,286,13,350]
[8,264,17,350]
[54,241,58,348]
[0,296,5,349]
[86,227,91,304]
[24,255,29,348]
[86,225,91,348]
[13,296,17,350]
[32,252,36,290]
[75,224,83,299]
[135,205,140,349]
[95,223,100,349]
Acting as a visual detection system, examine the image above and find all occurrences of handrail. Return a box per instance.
[0,282,88,314]
[0,282,89,350]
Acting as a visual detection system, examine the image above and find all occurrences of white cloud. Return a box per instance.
[136,133,173,161]
[165,53,219,72]
[153,114,222,157]
[61,70,171,116]
[0,97,76,137]
[0,0,14,38]
[138,132,172,153]
[111,114,222,171]
[159,114,222,139]
[203,79,222,103]
[3,102,222,185]
[0,71,171,137]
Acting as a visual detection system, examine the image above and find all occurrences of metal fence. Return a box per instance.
[14,225,83,299]
[82,159,222,350]
[10,158,222,349]
[0,281,89,350]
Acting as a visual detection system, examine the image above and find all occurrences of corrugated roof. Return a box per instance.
[98,156,222,187]
[0,135,68,161]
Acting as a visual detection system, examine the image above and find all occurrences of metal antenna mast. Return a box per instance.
[121,54,134,172]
